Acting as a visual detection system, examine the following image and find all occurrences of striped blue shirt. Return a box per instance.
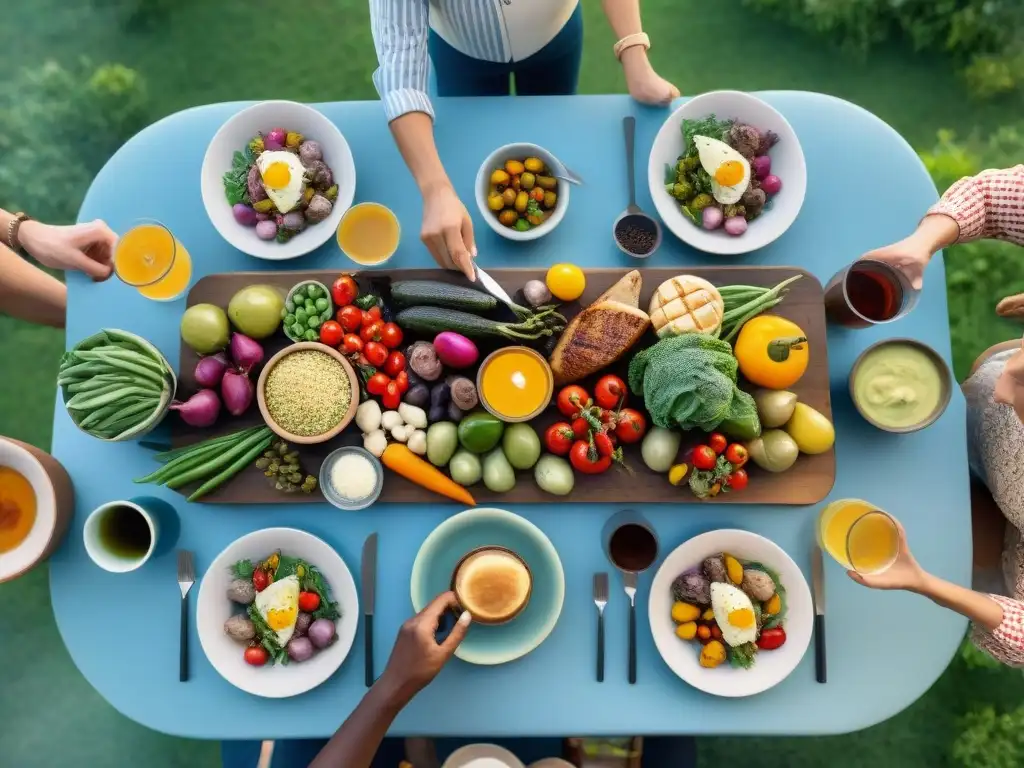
[370,0,578,122]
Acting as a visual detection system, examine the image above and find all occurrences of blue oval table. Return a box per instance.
[51,92,969,740]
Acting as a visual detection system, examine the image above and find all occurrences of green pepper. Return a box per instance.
[514,218,531,231]
[457,411,505,454]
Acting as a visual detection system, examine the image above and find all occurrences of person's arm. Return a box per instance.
[0,241,66,328]
[600,0,679,105]
[310,593,471,768]
[927,164,1024,247]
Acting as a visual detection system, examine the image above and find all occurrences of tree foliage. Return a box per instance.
[953,705,1024,767]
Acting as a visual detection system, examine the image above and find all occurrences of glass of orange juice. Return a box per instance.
[336,203,401,266]
[817,498,900,575]
[113,220,193,301]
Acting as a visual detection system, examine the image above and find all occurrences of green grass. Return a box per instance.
[1,0,1022,766]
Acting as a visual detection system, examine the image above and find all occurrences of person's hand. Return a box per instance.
[846,520,927,592]
[17,219,118,281]
[859,236,930,290]
[621,47,679,106]
[421,183,476,280]
[378,591,471,703]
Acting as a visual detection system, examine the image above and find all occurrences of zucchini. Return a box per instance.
[395,306,555,341]
[390,280,499,313]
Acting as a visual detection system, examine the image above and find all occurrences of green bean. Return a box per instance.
[67,385,159,411]
[77,403,125,430]
[76,348,166,376]
[152,428,263,463]
[136,440,241,484]
[102,330,166,363]
[64,375,140,393]
[721,299,783,343]
[92,400,158,431]
[57,360,106,381]
[71,352,165,385]
[188,435,274,502]
[164,428,273,489]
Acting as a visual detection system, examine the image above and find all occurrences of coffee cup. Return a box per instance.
[83,496,178,573]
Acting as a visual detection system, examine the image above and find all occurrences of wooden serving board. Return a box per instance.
[175,267,834,505]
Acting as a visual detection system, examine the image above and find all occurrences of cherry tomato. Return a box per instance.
[298,591,321,613]
[757,626,787,651]
[244,646,269,666]
[361,306,382,327]
[708,433,728,455]
[599,408,617,427]
[364,341,389,368]
[366,372,390,396]
[594,375,628,410]
[556,385,590,417]
[342,334,364,354]
[331,275,359,307]
[593,431,615,458]
[360,320,383,343]
[382,381,401,410]
[725,468,749,491]
[615,409,647,444]
[337,305,363,333]
[394,370,409,394]
[252,569,270,592]
[710,625,723,641]
[693,445,717,471]
[571,417,591,440]
[318,320,343,347]
[724,443,749,468]
[379,322,403,350]
[569,440,612,474]
[383,350,406,378]
[544,422,574,455]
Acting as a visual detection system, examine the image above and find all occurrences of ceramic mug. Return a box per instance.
[83,496,178,573]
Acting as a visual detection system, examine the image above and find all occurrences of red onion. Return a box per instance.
[264,128,286,151]
[194,352,229,388]
[221,370,254,416]
[761,174,783,197]
[751,155,772,180]
[230,333,264,374]
[169,389,221,427]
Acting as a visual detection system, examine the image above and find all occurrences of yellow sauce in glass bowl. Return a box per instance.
[850,340,950,431]
[478,347,553,422]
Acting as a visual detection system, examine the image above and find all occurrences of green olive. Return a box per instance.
[536,175,557,190]
[502,187,517,207]
[524,157,545,173]
[520,172,536,190]
[542,190,558,209]
[514,190,529,213]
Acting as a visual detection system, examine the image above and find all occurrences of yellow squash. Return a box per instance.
[734,315,809,389]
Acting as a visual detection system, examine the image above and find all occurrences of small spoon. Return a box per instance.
[613,116,662,259]
[550,162,584,187]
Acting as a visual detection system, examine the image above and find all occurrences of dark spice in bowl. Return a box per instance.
[615,215,660,256]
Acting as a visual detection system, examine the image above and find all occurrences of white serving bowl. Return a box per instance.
[648,528,812,698]
[475,143,570,242]
[196,527,359,698]
[201,100,356,261]
[648,90,806,256]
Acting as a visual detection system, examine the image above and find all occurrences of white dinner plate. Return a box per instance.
[196,527,358,698]
[442,744,526,768]
[648,529,812,697]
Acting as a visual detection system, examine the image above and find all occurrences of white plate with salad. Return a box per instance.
[196,527,358,698]
[647,90,806,256]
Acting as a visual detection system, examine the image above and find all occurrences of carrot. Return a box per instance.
[381,443,476,506]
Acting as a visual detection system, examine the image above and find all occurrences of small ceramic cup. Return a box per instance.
[83,497,169,573]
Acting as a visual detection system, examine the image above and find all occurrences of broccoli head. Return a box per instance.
[723,203,747,219]
[690,193,715,212]
[666,179,694,201]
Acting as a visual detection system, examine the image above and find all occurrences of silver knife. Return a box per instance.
[812,546,826,684]
[474,266,516,308]
[362,533,378,687]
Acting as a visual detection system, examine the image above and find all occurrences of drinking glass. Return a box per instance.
[823,258,919,328]
[113,220,193,302]
[816,498,900,575]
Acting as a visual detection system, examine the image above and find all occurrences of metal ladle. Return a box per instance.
[612,116,662,259]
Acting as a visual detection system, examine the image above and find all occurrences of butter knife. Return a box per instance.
[812,546,826,684]
[474,266,516,308]
[362,533,378,688]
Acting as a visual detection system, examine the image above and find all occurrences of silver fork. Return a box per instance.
[178,550,195,682]
[594,572,609,683]
[624,570,638,684]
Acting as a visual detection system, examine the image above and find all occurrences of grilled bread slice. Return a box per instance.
[649,275,724,337]
[549,270,650,385]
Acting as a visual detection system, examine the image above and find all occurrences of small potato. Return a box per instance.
[700,640,727,668]
[671,602,700,623]
[490,168,510,186]
[696,625,712,642]
[524,157,545,173]
[505,159,525,175]
[675,621,697,641]
[520,172,536,190]
[502,187,517,207]
[543,190,558,209]
[498,209,519,227]
[701,608,715,622]
[724,553,744,585]
[514,190,529,213]
[295,612,313,637]
[764,594,782,615]
[487,193,505,211]
[224,615,256,643]
[536,175,557,190]
[227,578,256,605]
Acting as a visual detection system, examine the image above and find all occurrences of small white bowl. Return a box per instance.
[647,90,806,256]
[319,446,383,511]
[201,100,356,261]
[475,143,570,242]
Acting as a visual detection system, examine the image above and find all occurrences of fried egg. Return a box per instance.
[254,574,300,646]
[694,136,750,205]
[256,150,306,213]
[710,581,757,647]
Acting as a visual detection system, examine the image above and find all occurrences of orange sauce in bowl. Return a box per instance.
[337,203,400,265]
[0,466,36,553]
[479,347,552,421]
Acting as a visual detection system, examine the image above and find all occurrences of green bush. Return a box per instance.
[917,126,1024,378]
[742,0,1024,97]
[0,59,149,224]
[953,705,1024,767]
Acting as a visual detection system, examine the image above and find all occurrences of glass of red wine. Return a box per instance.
[823,259,919,328]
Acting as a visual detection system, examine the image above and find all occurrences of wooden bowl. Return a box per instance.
[848,338,952,434]
[450,545,534,626]
[256,342,360,444]
[476,346,554,424]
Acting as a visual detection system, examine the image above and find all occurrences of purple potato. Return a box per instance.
[304,195,332,223]
[255,220,278,240]
[232,203,259,227]
[724,216,748,236]
[265,128,286,151]
[701,206,723,230]
[307,618,336,649]
[761,174,783,197]
[751,155,772,180]
[305,160,333,191]
[282,211,307,232]
[256,212,271,222]
[295,612,313,637]
[299,141,323,166]
[286,635,315,662]
[247,164,268,202]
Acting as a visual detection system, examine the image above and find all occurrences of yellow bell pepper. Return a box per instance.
[733,315,809,389]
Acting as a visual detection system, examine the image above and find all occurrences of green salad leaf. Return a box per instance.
[247,603,288,664]
[230,559,255,580]
[745,560,788,629]
[681,114,734,155]
[729,641,758,669]
[222,147,254,206]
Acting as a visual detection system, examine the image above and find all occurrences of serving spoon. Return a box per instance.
[613,116,662,258]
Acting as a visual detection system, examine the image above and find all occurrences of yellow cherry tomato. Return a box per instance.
[546,263,586,302]
[733,315,809,389]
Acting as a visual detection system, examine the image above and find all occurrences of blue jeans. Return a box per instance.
[428,4,583,97]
